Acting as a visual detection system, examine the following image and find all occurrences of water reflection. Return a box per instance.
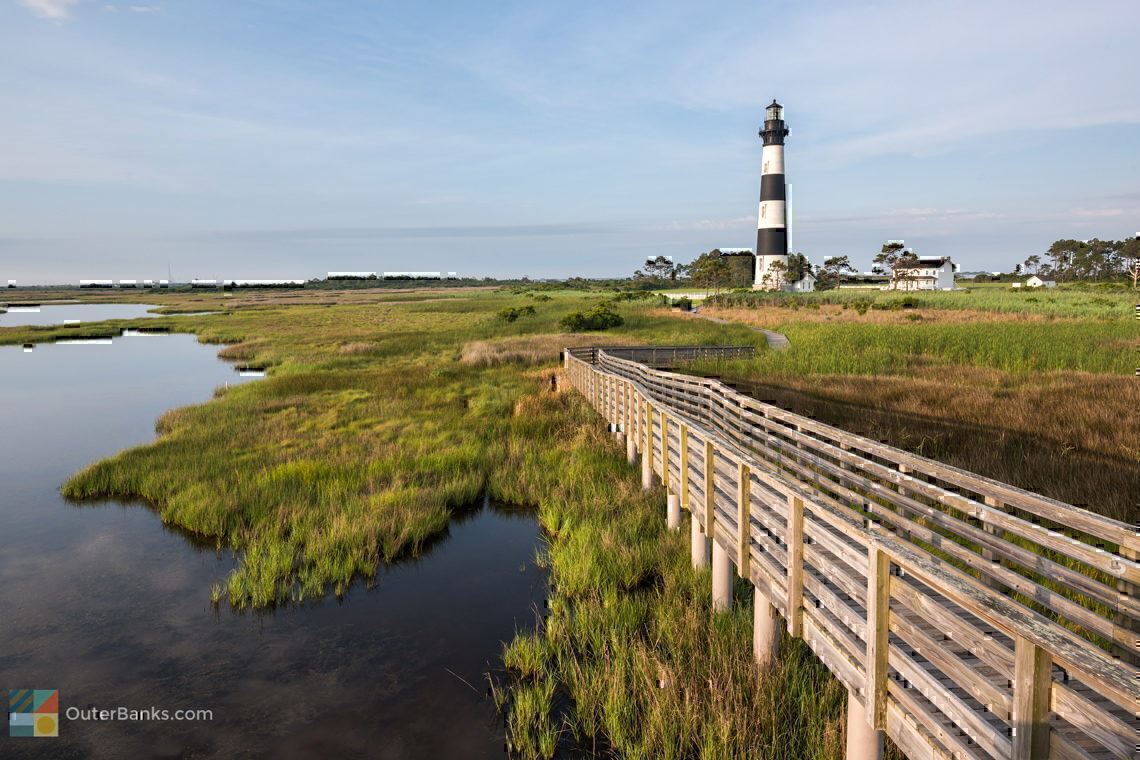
[0,302,161,327]
[0,336,544,758]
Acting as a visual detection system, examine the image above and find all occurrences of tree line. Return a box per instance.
[1026,238,1140,286]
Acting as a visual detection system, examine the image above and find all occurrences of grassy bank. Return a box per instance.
[9,291,758,607]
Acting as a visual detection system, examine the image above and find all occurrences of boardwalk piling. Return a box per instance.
[666,493,681,530]
[691,513,709,569]
[845,692,883,760]
[752,586,779,669]
[712,542,732,611]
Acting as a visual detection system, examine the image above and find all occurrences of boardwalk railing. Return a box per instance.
[564,345,1138,760]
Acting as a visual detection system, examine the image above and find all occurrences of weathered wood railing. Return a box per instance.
[563,345,1138,760]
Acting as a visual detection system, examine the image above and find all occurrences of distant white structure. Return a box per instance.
[886,257,955,291]
[786,271,816,292]
[224,279,306,287]
[327,272,377,279]
[1025,275,1056,288]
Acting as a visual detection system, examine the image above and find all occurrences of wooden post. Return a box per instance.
[978,494,1007,593]
[737,462,751,578]
[679,426,690,512]
[704,440,716,538]
[865,549,890,731]
[1114,546,1139,667]
[642,399,654,490]
[787,494,804,637]
[660,410,670,490]
[626,382,637,465]
[846,691,883,760]
[753,585,779,669]
[895,464,912,542]
[1012,636,1052,760]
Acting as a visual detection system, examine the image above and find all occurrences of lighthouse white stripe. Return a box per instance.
[757,200,786,229]
[761,145,784,175]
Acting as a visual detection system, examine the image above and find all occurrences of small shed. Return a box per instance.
[1025,275,1056,288]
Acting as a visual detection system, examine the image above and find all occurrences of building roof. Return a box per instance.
[914,257,951,268]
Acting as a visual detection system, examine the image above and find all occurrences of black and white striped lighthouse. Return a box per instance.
[753,100,790,289]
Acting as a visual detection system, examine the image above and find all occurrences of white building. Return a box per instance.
[786,271,816,292]
[886,257,955,291]
[1025,275,1056,288]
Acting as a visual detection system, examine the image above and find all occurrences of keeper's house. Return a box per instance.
[1025,274,1056,288]
[886,257,955,291]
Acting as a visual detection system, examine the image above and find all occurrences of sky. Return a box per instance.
[1,0,1138,284]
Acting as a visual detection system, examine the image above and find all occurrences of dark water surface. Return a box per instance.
[0,335,545,758]
[0,302,161,327]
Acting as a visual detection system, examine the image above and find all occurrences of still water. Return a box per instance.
[0,332,545,758]
[0,303,161,328]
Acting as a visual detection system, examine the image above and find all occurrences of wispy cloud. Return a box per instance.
[660,217,752,231]
[176,223,629,242]
[1074,208,1127,217]
[18,0,79,19]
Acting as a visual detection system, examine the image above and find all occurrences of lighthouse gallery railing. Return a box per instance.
[564,345,1137,760]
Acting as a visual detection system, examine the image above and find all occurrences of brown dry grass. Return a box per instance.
[703,304,1070,327]
[722,366,1139,521]
[460,333,640,367]
[337,342,376,354]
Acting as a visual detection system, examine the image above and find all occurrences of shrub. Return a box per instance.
[610,290,656,302]
[558,303,624,331]
[673,297,693,311]
[497,305,537,323]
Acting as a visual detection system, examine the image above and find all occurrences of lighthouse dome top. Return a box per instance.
[766,100,783,120]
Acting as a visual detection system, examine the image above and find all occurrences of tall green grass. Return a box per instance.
[708,284,1136,319]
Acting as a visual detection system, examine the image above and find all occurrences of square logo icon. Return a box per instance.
[9,690,58,738]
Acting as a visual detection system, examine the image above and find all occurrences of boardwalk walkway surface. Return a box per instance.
[563,344,1137,760]
[688,307,791,351]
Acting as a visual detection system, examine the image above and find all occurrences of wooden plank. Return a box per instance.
[888,679,990,760]
[876,530,1135,710]
[865,548,890,731]
[888,640,1013,760]
[888,607,1011,718]
[1052,681,1133,760]
[737,462,751,577]
[787,494,804,637]
[1012,636,1052,760]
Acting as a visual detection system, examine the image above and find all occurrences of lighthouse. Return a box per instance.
[753,100,790,290]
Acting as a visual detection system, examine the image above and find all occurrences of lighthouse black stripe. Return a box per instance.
[760,174,785,201]
[755,228,787,258]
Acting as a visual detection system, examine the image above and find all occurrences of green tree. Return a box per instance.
[1121,237,1140,288]
[688,252,731,294]
[759,260,788,290]
[816,255,857,290]
[874,243,921,290]
[1023,254,1041,274]
[634,256,677,283]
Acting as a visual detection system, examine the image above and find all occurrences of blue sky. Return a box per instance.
[2,0,1138,284]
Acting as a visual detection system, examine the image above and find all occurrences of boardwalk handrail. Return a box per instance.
[565,344,1138,760]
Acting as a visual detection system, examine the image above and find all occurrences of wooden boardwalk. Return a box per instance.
[564,345,1137,760]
